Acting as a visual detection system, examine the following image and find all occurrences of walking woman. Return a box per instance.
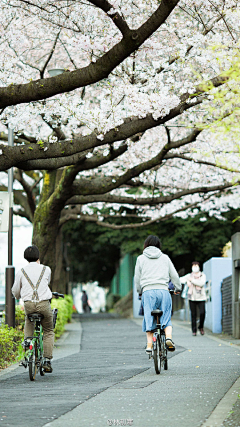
[180,261,207,335]
[134,235,182,353]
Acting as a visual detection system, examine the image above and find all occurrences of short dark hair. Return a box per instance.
[144,235,161,250]
[192,261,200,266]
[24,245,40,262]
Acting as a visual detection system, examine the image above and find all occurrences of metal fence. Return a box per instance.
[221,275,232,335]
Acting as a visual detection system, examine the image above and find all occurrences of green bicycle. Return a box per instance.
[21,292,64,381]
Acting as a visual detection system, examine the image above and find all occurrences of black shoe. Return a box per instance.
[42,359,53,373]
[19,360,27,368]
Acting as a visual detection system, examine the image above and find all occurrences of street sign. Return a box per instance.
[0,191,9,232]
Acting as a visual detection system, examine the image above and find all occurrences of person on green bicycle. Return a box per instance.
[134,235,182,353]
[12,245,54,373]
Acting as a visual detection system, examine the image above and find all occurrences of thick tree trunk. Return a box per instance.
[53,229,67,293]
[32,211,65,292]
[32,170,67,292]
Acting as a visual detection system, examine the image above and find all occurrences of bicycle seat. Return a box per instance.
[28,313,44,322]
[151,309,163,317]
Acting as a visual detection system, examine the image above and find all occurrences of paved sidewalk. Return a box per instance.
[0,314,240,427]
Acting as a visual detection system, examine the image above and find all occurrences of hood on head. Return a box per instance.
[143,246,162,259]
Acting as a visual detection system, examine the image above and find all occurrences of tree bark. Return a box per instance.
[32,170,66,291]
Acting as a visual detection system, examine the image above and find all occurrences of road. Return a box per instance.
[0,313,240,427]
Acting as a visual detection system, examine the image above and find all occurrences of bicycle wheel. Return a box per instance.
[153,336,161,375]
[29,341,37,381]
[161,335,168,370]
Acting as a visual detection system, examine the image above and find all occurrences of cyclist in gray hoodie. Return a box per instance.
[134,235,181,353]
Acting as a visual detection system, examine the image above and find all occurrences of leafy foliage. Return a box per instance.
[51,295,73,339]
[15,305,25,331]
[63,208,240,284]
[63,220,121,286]
[0,324,24,369]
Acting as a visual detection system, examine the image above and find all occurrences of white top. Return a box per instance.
[134,246,181,294]
[12,262,52,302]
[180,272,207,301]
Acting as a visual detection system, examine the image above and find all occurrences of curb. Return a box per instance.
[0,361,19,377]
[201,377,240,427]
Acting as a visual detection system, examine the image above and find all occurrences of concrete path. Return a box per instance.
[0,314,240,427]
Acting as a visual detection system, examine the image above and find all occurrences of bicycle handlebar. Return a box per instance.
[169,289,181,295]
[52,292,64,298]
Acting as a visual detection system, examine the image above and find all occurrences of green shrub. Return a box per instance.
[51,294,73,339]
[15,305,25,331]
[64,295,74,322]
[0,324,24,369]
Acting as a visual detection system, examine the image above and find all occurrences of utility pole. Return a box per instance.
[5,126,15,327]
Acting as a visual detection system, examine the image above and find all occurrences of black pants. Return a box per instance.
[189,300,205,333]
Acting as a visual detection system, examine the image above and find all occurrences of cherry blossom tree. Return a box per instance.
[0,0,239,289]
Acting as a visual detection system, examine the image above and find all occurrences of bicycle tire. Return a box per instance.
[153,336,161,375]
[29,341,37,381]
[161,334,168,370]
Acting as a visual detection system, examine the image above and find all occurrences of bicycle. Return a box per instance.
[20,292,64,381]
[150,309,168,374]
[149,289,179,374]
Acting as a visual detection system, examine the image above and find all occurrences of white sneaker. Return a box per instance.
[166,338,175,352]
[145,344,153,354]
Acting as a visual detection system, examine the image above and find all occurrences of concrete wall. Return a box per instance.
[203,257,232,333]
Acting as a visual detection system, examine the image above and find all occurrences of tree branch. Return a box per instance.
[41,114,66,141]
[0,131,37,145]
[40,30,61,79]
[164,153,240,173]
[14,169,36,220]
[87,0,130,36]
[0,73,228,171]
[146,3,237,81]
[69,129,202,196]
[60,198,211,229]
[68,180,237,206]
[13,207,32,222]
[0,0,180,108]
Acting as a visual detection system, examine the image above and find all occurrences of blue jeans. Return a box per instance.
[142,289,172,332]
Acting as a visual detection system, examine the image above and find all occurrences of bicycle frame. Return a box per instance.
[26,320,43,359]
[25,318,44,378]
[152,314,161,351]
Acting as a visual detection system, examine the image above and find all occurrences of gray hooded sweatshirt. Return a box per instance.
[134,246,181,294]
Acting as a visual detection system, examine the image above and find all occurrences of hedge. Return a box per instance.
[0,295,73,369]
[51,294,73,339]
